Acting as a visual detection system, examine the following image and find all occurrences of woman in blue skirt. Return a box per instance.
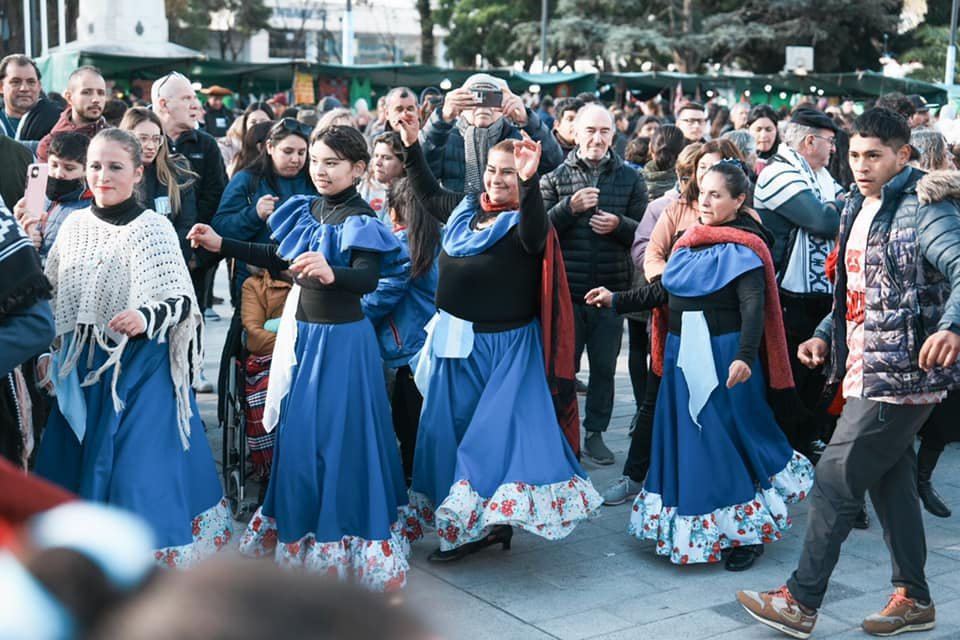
[586,163,813,571]
[35,129,230,568]
[394,111,602,562]
[188,125,416,590]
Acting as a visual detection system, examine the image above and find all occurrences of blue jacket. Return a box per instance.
[361,228,438,368]
[815,168,960,398]
[39,189,93,266]
[419,107,562,193]
[212,169,315,290]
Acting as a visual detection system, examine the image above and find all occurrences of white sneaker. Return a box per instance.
[193,372,214,393]
[601,476,642,506]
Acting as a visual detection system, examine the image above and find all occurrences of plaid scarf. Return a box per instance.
[457,115,508,194]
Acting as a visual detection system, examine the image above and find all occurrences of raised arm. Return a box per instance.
[397,112,463,222]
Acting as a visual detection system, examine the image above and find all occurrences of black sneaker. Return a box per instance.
[853,504,869,530]
[575,377,588,394]
[583,432,615,465]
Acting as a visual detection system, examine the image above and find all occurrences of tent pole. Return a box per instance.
[39,0,48,54]
[540,0,548,73]
[22,0,31,57]
[58,0,66,47]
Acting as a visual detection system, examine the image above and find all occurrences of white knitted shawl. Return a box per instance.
[44,209,202,449]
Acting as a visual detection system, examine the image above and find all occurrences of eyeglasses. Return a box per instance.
[154,71,187,96]
[811,134,836,148]
[271,117,312,138]
[135,134,164,147]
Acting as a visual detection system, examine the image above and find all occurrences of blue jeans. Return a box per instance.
[573,303,623,434]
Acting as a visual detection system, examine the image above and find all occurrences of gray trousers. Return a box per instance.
[787,398,935,610]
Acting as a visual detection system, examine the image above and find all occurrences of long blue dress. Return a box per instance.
[237,195,418,591]
[628,242,814,565]
[410,196,602,551]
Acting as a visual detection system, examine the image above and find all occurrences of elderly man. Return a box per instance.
[420,73,562,193]
[383,86,418,132]
[754,108,843,464]
[674,101,706,144]
[36,66,108,162]
[153,71,227,390]
[541,103,649,465]
[0,54,61,144]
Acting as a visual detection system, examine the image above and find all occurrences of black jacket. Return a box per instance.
[203,107,235,139]
[169,128,227,269]
[0,135,32,209]
[540,149,649,299]
[0,97,61,141]
[141,162,197,262]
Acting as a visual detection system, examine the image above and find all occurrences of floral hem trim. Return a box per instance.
[628,451,814,565]
[410,475,603,551]
[237,505,422,591]
[153,497,233,568]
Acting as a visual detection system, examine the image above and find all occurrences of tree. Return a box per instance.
[211,0,273,61]
[434,0,551,68]
[166,0,215,51]
[417,0,435,65]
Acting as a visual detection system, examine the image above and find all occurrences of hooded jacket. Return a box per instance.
[815,168,960,398]
[0,97,61,142]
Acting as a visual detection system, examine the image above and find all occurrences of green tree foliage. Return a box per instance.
[437,0,903,73]
[165,0,272,59]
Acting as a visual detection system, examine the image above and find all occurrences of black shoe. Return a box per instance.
[852,504,870,530]
[918,446,952,518]
[807,439,827,465]
[427,525,513,563]
[725,544,764,572]
[575,378,588,394]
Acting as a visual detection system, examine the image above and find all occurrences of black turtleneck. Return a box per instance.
[92,196,144,226]
[613,213,767,364]
[219,187,382,324]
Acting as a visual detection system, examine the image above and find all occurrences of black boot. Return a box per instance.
[428,525,513,562]
[852,503,870,530]
[918,445,952,518]
[725,544,764,572]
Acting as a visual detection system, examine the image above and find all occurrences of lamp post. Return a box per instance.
[342,0,354,66]
[947,0,959,86]
[540,0,548,73]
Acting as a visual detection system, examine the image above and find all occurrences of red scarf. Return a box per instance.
[541,228,580,455]
[650,225,794,390]
[0,458,75,528]
[479,193,519,213]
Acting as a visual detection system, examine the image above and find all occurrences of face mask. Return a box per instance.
[45,176,85,202]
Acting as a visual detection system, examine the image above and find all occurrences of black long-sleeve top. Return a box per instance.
[403,140,549,329]
[218,188,381,324]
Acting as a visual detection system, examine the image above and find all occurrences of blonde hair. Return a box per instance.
[314,108,357,134]
[119,107,197,218]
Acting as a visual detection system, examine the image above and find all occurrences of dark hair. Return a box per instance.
[310,125,370,166]
[0,54,41,82]
[576,91,596,104]
[746,104,781,159]
[704,161,751,201]
[48,131,90,164]
[828,128,854,189]
[241,102,275,137]
[67,65,103,85]
[233,120,275,175]
[554,97,585,120]
[102,99,129,127]
[636,115,662,130]
[710,106,731,140]
[388,177,441,279]
[676,101,704,117]
[648,124,685,171]
[385,86,416,107]
[625,136,650,165]
[682,138,744,202]
[91,128,144,168]
[874,92,916,120]
[851,107,911,150]
[540,95,554,109]
[247,119,310,194]
[371,131,405,163]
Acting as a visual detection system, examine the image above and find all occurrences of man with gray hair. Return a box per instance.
[541,103,648,465]
[420,73,562,193]
[754,108,844,467]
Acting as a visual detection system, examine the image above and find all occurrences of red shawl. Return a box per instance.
[0,458,75,533]
[650,224,794,390]
[541,228,580,456]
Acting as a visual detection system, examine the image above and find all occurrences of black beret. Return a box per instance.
[790,108,838,133]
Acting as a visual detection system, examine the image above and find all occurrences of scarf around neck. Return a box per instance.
[457,115,508,194]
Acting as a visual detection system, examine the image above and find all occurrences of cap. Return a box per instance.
[907,94,936,112]
[201,85,233,97]
[461,73,507,92]
[319,95,343,113]
[790,107,838,133]
[270,92,289,107]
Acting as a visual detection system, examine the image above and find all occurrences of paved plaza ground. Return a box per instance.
[197,270,960,640]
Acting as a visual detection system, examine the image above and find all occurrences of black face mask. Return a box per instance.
[45,176,85,202]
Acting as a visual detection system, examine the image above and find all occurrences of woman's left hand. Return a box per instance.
[290,251,335,285]
[584,286,614,308]
[108,310,146,337]
[513,131,542,182]
[726,359,751,388]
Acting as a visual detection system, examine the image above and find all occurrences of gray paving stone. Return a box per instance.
[196,267,960,639]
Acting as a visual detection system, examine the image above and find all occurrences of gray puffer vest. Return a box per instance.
[815,167,960,398]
